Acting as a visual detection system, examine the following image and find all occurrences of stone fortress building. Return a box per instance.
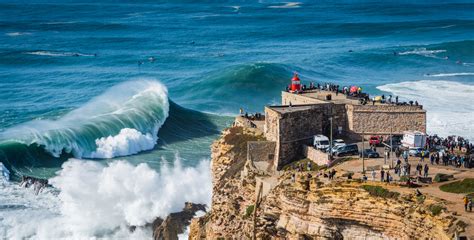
[240,82,427,171]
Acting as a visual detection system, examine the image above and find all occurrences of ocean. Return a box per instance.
[0,0,473,238]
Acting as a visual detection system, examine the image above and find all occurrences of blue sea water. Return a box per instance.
[0,0,473,238]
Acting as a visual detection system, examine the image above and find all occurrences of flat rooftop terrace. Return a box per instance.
[289,90,412,106]
[297,90,361,105]
[267,104,324,114]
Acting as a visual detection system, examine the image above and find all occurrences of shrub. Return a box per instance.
[416,195,426,203]
[439,178,474,194]
[361,185,400,199]
[434,173,454,183]
[244,205,255,218]
[429,204,445,216]
[399,175,410,182]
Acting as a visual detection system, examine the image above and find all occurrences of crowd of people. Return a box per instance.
[285,81,422,107]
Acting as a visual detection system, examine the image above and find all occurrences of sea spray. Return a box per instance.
[377,80,474,140]
[0,157,212,239]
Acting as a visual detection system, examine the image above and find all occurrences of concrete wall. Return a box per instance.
[247,141,276,174]
[303,145,331,166]
[348,105,426,135]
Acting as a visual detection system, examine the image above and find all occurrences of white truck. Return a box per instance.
[313,135,330,150]
[401,131,427,148]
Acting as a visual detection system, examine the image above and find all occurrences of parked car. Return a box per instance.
[359,149,380,158]
[327,144,345,154]
[384,135,402,148]
[408,147,424,157]
[334,144,359,157]
[333,139,345,147]
[369,136,382,146]
[313,134,330,150]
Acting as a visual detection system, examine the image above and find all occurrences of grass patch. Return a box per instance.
[434,173,454,183]
[428,204,445,216]
[439,178,474,194]
[399,175,410,182]
[282,158,326,171]
[361,185,400,199]
[244,205,254,219]
[416,195,426,204]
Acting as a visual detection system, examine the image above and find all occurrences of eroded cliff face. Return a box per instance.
[189,126,462,239]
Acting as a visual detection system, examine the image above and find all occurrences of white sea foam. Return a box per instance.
[268,2,302,8]
[25,51,95,57]
[6,32,31,37]
[90,128,157,158]
[377,80,474,140]
[425,72,474,77]
[398,48,446,58]
[0,157,211,239]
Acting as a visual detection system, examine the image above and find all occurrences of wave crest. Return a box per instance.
[0,80,169,159]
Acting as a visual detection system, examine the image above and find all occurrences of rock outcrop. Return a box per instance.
[189,126,463,239]
[152,202,206,240]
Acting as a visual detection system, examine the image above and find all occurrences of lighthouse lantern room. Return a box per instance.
[290,73,301,93]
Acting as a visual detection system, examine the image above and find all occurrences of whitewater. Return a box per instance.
[1,1,473,239]
[0,157,212,239]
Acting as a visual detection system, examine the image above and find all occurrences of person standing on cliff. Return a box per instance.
[464,196,469,211]
[423,164,429,177]
[403,150,408,162]
[380,169,385,182]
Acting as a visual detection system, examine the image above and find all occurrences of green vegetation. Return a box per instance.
[281,158,326,171]
[224,127,265,162]
[428,204,445,216]
[399,175,410,182]
[361,185,400,199]
[244,205,255,218]
[416,195,426,204]
[439,178,474,194]
[434,173,454,183]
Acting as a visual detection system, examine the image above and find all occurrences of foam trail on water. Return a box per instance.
[25,51,95,57]
[377,80,474,140]
[0,157,211,239]
[398,48,446,58]
[268,2,302,8]
[426,72,474,77]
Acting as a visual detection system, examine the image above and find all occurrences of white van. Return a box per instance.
[401,131,426,148]
[313,135,330,150]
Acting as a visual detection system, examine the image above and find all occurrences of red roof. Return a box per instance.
[292,73,300,81]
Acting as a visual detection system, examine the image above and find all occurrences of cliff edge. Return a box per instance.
[189,126,465,239]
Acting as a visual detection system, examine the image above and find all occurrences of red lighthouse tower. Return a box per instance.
[290,73,301,92]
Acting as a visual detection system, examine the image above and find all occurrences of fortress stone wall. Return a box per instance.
[263,91,427,170]
[347,104,426,135]
[265,104,333,170]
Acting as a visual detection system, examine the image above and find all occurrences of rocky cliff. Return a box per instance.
[189,126,464,239]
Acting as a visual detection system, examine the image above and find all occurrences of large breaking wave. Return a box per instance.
[0,80,169,165]
[377,80,474,140]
